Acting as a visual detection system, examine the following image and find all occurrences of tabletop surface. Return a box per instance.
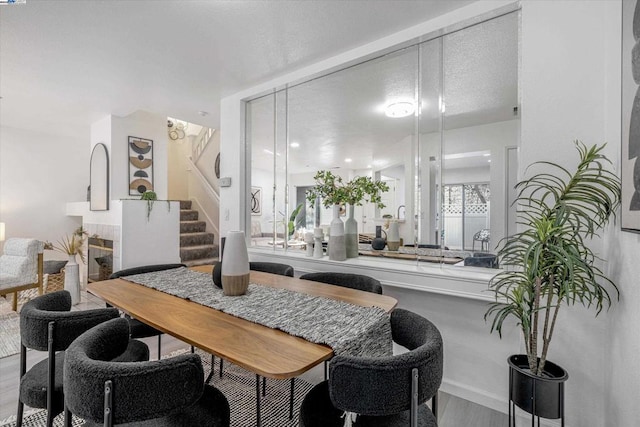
[87,265,397,379]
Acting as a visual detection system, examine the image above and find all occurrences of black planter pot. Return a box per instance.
[508,354,569,425]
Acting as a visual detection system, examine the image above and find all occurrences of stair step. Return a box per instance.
[180,200,192,210]
[180,232,214,247]
[180,244,219,262]
[180,221,206,233]
[183,257,219,267]
[180,210,199,221]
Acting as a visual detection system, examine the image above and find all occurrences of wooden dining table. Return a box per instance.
[87,265,397,425]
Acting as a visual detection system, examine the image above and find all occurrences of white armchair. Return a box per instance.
[0,238,44,311]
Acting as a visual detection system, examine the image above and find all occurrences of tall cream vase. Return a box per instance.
[221,231,250,296]
[64,254,80,305]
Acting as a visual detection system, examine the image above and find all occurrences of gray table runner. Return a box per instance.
[124,267,392,357]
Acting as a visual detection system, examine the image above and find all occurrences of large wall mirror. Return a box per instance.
[246,10,519,269]
[90,143,109,211]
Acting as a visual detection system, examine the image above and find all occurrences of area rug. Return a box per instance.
[0,297,20,359]
[0,348,315,427]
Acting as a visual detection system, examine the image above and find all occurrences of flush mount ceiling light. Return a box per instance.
[345,158,352,163]
[384,101,415,118]
[290,142,300,148]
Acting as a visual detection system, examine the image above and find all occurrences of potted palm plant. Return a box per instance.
[306,171,388,260]
[485,141,620,423]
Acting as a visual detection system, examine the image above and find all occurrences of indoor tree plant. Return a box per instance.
[485,141,621,422]
[306,171,388,260]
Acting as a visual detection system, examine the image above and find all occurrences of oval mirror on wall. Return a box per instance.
[90,143,109,211]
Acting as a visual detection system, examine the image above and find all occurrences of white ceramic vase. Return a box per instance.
[313,228,324,258]
[221,231,250,296]
[386,220,400,251]
[329,205,346,261]
[64,254,80,305]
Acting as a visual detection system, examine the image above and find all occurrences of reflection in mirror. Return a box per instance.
[246,10,519,269]
[90,143,109,211]
[442,11,519,264]
[286,46,418,251]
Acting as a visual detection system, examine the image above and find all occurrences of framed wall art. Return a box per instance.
[251,186,262,216]
[622,0,640,232]
[128,136,154,196]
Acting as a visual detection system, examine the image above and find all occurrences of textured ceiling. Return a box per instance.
[0,0,476,137]
[249,11,519,173]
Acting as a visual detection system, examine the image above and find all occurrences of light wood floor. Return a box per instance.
[0,292,508,426]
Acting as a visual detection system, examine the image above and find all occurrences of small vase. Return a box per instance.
[221,231,250,296]
[344,204,358,258]
[329,205,346,261]
[313,228,324,258]
[386,220,400,251]
[64,255,80,305]
[371,225,386,250]
[304,232,314,257]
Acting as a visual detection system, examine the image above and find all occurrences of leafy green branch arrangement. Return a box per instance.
[485,141,621,376]
[306,170,389,209]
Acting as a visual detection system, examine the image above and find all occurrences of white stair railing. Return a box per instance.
[192,127,215,163]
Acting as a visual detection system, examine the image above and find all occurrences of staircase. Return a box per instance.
[179,200,219,266]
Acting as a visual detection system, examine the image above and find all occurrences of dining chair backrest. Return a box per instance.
[299,272,383,294]
[213,261,294,288]
[249,262,294,277]
[20,290,120,352]
[109,263,186,279]
[328,308,443,416]
[64,318,206,425]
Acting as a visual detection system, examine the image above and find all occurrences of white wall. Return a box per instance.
[167,135,191,201]
[0,125,86,259]
[521,1,632,426]
[110,111,168,200]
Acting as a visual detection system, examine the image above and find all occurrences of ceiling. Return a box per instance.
[248,10,519,174]
[0,0,477,138]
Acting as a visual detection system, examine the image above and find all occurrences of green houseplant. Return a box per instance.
[485,141,621,421]
[306,171,388,260]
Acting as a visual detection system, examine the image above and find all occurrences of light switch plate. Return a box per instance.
[220,177,232,187]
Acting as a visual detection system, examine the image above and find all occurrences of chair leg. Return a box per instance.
[16,400,24,427]
[46,322,55,427]
[64,404,72,427]
[289,378,295,420]
[205,354,216,384]
[157,335,162,360]
[17,343,26,427]
[220,358,224,378]
[432,392,438,419]
[12,292,17,311]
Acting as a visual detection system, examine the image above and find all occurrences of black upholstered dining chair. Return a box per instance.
[299,308,443,427]
[299,272,383,294]
[109,263,186,359]
[299,271,384,380]
[212,260,294,288]
[17,290,149,427]
[64,317,231,427]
